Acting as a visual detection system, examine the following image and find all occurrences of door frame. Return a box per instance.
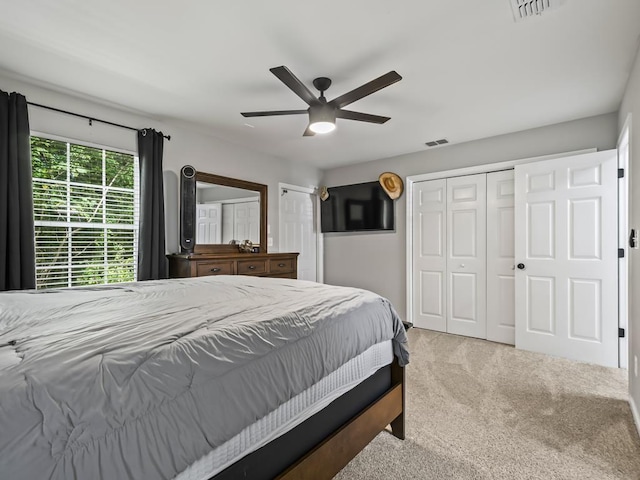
[406,148,596,331]
[618,114,632,369]
[278,183,323,283]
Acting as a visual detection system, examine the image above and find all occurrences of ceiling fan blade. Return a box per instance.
[303,125,316,136]
[270,66,319,106]
[241,109,308,117]
[336,110,391,124]
[329,71,402,109]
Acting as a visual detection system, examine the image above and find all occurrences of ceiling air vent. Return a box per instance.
[510,0,553,21]
[425,139,449,147]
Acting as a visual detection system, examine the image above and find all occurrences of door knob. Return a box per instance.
[460,264,465,268]
[517,263,526,270]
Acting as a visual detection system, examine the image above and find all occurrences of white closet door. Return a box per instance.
[234,202,256,242]
[446,174,487,338]
[486,170,515,345]
[247,201,261,244]
[514,150,618,367]
[221,204,234,243]
[234,203,249,241]
[412,179,447,331]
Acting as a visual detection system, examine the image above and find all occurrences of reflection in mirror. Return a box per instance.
[195,183,260,245]
[191,171,267,254]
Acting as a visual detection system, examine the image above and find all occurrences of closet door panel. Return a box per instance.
[446,174,487,339]
[486,170,516,345]
[412,179,447,331]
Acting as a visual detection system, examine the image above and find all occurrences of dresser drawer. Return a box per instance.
[168,253,298,280]
[237,259,267,275]
[269,258,294,274]
[196,261,234,277]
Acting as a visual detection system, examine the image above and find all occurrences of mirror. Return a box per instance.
[192,172,268,254]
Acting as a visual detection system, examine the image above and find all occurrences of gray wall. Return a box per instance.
[619,42,640,431]
[0,72,321,254]
[321,113,619,320]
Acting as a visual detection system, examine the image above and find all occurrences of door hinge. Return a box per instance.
[618,168,624,178]
[619,248,625,258]
[619,328,625,338]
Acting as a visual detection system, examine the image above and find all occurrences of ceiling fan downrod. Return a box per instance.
[312,77,332,101]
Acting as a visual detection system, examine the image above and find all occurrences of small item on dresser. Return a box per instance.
[251,246,260,253]
[239,239,254,253]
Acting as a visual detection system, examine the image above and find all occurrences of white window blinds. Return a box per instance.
[31,136,139,289]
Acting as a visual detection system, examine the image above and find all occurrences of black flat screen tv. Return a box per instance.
[321,181,394,233]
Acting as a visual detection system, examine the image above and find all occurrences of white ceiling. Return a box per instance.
[0,0,639,169]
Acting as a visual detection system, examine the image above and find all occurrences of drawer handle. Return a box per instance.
[278,263,286,267]
[210,267,221,273]
[248,265,256,270]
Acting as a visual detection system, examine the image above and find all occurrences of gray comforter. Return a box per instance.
[0,276,408,480]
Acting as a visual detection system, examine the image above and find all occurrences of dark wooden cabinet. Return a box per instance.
[168,252,299,279]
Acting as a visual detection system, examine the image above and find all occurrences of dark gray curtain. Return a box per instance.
[0,91,35,291]
[137,128,167,280]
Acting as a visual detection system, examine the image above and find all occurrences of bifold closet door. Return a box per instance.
[412,179,447,331]
[446,174,487,338]
[486,170,515,345]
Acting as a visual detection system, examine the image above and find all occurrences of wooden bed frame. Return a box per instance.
[211,358,405,480]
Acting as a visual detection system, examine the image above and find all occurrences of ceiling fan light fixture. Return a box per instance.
[309,104,336,134]
[309,121,336,134]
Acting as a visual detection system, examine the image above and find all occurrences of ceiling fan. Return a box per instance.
[241,66,402,136]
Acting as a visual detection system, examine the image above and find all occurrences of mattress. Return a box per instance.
[0,276,409,480]
[175,339,393,480]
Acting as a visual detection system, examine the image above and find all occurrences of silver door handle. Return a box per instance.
[460,264,465,268]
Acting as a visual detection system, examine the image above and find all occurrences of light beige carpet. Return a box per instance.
[335,328,640,480]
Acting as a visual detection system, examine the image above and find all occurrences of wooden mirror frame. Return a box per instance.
[192,172,268,254]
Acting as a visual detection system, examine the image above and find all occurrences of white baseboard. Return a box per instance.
[631,395,640,438]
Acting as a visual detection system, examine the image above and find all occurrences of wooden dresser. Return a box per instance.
[167,252,299,279]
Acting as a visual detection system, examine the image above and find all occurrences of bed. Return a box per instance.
[0,275,409,480]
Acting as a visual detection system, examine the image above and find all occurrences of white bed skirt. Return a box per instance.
[175,340,393,480]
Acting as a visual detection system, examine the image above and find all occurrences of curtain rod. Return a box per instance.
[27,102,171,141]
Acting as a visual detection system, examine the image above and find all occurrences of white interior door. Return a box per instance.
[514,150,618,367]
[196,203,222,244]
[280,189,317,281]
[412,179,447,331]
[446,174,487,338]
[486,170,516,345]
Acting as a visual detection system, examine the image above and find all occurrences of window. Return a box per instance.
[31,135,139,289]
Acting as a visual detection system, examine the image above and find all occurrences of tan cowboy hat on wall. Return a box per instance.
[379,172,404,200]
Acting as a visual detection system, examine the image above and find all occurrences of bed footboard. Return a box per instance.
[211,358,405,480]
[277,377,404,479]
